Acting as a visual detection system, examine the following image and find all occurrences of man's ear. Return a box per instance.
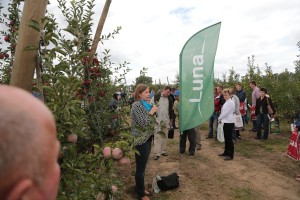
[6,179,33,200]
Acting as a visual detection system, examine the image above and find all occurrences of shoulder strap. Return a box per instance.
[266,97,270,105]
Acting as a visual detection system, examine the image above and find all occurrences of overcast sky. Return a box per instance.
[2,0,300,84]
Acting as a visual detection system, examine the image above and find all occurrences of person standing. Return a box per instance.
[255,88,276,140]
[151,86,173,160]
[249,81,260,132]
[207,87,222,139]
[173,91,180,129]
[170,87,177,129]
[218,89,235,161]
[180,128,197,156]
[229,88,241,142]
[235,83,247,130]
[131,84,158,200]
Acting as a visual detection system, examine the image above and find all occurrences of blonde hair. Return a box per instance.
[134,84,148,100]
[222,88,230,95]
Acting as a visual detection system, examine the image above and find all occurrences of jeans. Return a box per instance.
[232,127,237,141]
[252,119,258,131]
[135,138,152,198]
[224,123,235,158]
[208,111,219,138]
[256,114,270,139]
[180,128,196,155]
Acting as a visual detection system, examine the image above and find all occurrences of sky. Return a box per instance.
[2,0,300,85]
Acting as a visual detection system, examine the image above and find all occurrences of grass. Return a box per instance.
[232,187,261,200]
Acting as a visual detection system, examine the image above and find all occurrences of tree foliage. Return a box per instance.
[1,1,135,199]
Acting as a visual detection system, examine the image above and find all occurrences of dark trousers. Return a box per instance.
[180,128,196,155]
[173,113,177,128]
[256,114,269,139]
[208,111,219,138]
[252,119,258,131]
[223,123,234,158]
[135,138,152,198]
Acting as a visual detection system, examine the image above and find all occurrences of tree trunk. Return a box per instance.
[88,0,112,64]
[10,0,48,92]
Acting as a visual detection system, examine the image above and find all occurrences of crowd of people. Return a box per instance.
[129,81,279,199]
[0,81,282,200]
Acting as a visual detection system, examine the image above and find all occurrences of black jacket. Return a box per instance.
[255,96,276,115]
[153,93,173,120]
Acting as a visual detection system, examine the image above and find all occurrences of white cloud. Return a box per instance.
[2,0,300,84]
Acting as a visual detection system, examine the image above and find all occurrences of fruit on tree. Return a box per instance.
[118,157,130,165]
[67,134,78,143]
[102,146,112,159]
[111,185,118,194]
[112,148,123,160]
[4,35,10,42]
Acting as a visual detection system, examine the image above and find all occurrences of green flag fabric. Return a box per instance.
[179,22,221,132]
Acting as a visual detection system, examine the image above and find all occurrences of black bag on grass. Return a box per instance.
[157,172,179,191]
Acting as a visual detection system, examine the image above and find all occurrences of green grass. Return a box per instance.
[232,187,261,200]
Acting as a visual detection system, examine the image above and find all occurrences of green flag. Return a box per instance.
[179,22,221,132]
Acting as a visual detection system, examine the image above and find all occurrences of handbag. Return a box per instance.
[287,131,300,160]
[266,98,273,115]
[269,117,280,134]
[217,122,224,143]
[168,127,174,139]
[157,172,179,191]
[239,102,246,116]
[235,114,243,129]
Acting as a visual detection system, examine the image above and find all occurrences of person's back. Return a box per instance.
[0,85,60,200]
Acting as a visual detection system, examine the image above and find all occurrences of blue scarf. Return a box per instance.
[141,100,152,111]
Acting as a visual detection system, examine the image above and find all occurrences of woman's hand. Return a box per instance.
[149,105,158,115]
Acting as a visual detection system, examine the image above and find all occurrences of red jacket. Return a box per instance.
[214,95,221,112]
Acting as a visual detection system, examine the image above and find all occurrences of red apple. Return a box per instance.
[102,146,112,159]
[67,134,77,143]
[118,157,130,165]
[99,91,105,97]
[112,148,123,160]
[111,185,118,194]
[4,35,10,42]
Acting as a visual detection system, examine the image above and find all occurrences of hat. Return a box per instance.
[174,90,180,96]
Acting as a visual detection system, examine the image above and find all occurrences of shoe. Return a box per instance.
[154,155,159,160]
[144,190,153,196]
[196,146,201,150]
[224,156,233,161]
[161,153,168,156]
[255,137,261,140]
[237,136,242,139]
[206,136,213,139]
[218,153,227,157]
[139,196,150,200]
[189,153,194,156]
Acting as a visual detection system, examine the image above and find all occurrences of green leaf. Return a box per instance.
[23,45,39,51]
[27,20,40,32]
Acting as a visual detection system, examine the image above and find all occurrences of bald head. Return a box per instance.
[0,85,59,199]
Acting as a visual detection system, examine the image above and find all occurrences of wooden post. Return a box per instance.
[88,0,112,64]
[10,0,48,92]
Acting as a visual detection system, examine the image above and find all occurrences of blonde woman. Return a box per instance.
[218,89,235,160]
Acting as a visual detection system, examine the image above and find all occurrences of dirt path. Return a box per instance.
[122,128,300,200]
